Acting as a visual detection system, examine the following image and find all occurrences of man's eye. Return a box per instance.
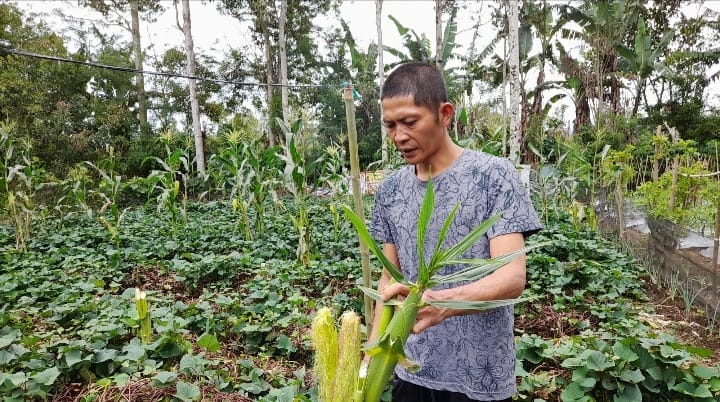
[405,120,416,127]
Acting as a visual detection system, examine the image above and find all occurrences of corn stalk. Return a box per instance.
[1,121,34,252]
[338,176,539,402]
[86,147,124,246]
[135,288,152,344]
[145,147,190,239]
[277,118,323,265]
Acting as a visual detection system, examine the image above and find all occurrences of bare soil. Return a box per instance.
[642,274,720,366]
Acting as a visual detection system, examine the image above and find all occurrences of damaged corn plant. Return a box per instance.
[311,177,532,402]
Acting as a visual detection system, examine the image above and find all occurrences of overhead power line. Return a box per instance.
[0,47,339,89]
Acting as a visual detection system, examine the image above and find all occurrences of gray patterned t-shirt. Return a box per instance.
[370,149,542,400]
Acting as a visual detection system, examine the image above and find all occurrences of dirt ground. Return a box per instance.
[643,278,720,366]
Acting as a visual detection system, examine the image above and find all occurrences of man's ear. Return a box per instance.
[438,102,455,127]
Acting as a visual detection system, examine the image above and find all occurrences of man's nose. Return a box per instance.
[393,125,410,142]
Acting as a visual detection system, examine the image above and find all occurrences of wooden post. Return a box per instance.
[666,124,680,212]
[343,84,374,331]
[713,197,720,300]
[652,125,661,182]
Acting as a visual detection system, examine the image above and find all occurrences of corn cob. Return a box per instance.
[332,312,362,402]
[311,307,338,402]
[362,288,421,402]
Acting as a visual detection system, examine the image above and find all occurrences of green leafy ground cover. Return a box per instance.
[1,198,719,401]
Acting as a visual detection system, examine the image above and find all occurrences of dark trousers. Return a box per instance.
[391,378,513,402]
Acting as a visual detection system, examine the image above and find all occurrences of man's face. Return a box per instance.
[381,95,447,166]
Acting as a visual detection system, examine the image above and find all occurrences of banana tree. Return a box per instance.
[617,18,674,117]
[337,176,540,401]
[383,6,464,100]
[555,0,645,118]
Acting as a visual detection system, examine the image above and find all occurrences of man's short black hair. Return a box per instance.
[381,61,448,117]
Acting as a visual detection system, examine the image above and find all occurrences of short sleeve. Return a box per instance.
[486,159,542,239]
[370,182,394,244]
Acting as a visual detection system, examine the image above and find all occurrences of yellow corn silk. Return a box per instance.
[311,308,363,402]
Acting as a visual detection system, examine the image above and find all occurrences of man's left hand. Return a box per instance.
[413,289,450,333]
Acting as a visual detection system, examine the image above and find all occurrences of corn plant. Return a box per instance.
[340,177,538,402]
[322,144,349,242]
[55,163,94,220]
[135,288,153,344]
[86,147,124,246]
[144,146,190,239]
[328,203,343,243]
[211,147,254,240]
[320,143,349,198]
[244,139,281,234]
[277,118,324,265]
[210,129,280,238]
[0,121,34,251]
[232,195,253,241]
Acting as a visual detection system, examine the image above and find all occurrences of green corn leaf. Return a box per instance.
[437,212,502,262]
[342,205,405,283]
[433,248,527,284]
[358,286,404,305]
[435,242,551,284]
[425,298,521,311]
[416,178,435,277]
[428,203,460,272]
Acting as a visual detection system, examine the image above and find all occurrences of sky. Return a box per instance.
[147,1,488,67]
[10,1,720,125]
[13,1,478,58]
[15,1,493,73]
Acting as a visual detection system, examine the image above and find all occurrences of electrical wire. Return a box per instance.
[0,46,340,89]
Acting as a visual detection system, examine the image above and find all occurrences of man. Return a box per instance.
[368,61,541,401]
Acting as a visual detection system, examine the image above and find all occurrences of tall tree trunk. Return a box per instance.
[574,96,591,133]
[631,78,643,117]
[262,20,275,147]
[531,66,544,119]
[376,0,387,164]
[507,0,522,163]
[435,0,444,71]
[279,0,289,125]
[177,0,205,172]
[130,0,148,133]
